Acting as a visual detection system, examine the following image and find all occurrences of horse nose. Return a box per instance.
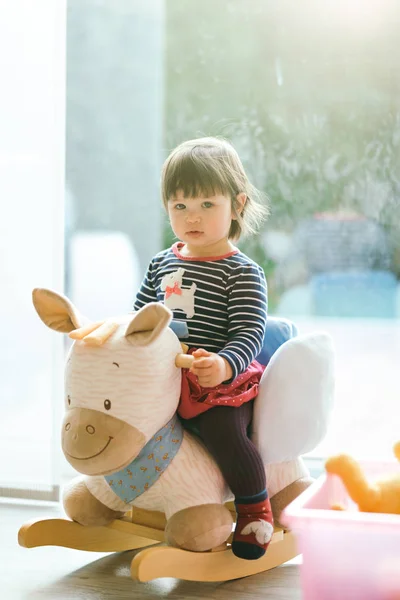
[64,422,95,435]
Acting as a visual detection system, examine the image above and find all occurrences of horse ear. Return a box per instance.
[32,288,86,333]
[125,303,172,346]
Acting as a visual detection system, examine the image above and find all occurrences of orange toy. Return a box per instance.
[325,441,400,514]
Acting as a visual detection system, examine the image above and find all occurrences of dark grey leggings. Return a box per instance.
[192,402,266,498]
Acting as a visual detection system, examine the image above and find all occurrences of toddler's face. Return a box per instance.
[167,191,235,255]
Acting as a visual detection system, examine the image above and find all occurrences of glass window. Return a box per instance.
[0,1,65,500]
[162,0,400,462]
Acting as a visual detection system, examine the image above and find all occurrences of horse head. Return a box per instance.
[32,289,188,477]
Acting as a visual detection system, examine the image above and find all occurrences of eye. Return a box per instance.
[67,395,71,406]
[202,201,214,208]
[104,399,111,410]
[174,203,186,210]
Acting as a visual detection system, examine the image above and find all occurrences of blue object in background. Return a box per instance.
[311,270,397,319]
[169,320,189,338]
[256,316,298,366]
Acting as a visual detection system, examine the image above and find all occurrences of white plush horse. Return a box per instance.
[31,288,334,553]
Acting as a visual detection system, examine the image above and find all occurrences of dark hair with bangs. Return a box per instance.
[161,137,269,240]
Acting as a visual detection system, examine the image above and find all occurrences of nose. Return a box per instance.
[185,210,201,224]
[64,422,96,435]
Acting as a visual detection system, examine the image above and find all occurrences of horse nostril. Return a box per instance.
[65,423,71,431]
[86,425,95,435]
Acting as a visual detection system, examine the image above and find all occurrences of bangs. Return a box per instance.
[163,148,235,202]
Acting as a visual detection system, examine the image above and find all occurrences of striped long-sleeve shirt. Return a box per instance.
[133,242,268,381]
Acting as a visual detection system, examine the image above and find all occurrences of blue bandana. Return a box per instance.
[104,415,183,504]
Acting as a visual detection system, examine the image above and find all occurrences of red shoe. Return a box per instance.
[232,497,274,560]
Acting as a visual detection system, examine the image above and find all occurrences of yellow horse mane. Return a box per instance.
[69,320,119,346]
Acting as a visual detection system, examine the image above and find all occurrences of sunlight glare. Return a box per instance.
[327,0,389,32]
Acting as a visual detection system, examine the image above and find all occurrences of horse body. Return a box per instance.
[32,288,334,551]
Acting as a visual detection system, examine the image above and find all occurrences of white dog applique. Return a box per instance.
[160,268,197,318]
[240,520,274,545]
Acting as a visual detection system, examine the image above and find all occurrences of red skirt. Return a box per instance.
[178,352,266,420]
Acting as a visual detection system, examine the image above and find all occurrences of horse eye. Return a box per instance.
[104,399,111,410]
[67,395,71,405]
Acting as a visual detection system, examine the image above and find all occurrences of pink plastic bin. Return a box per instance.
[282,460,400,600]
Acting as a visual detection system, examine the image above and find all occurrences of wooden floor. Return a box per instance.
[1,502,302,600]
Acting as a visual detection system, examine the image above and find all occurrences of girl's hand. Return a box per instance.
[190,349,233,388]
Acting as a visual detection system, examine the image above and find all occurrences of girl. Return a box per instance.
[134,137,272,560]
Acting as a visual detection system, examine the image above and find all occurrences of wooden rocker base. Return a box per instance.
[18,505,299,582]
[18,515,161,553]
[131,531,298,582]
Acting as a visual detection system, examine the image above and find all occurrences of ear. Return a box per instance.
[125,303,172,346]
[232,192,247,219]
[32,288,85,333]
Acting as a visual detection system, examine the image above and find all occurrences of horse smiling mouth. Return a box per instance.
[65,436,113,460]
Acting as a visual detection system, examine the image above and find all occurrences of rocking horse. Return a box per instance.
[18,288,334,582]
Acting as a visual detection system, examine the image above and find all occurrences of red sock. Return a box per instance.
[232,496,274,560]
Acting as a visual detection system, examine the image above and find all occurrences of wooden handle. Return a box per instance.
[175,353,194,369]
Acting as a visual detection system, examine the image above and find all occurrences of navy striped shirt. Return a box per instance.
[133,242,268,381]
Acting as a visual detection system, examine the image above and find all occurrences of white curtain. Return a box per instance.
[0,0,66,501]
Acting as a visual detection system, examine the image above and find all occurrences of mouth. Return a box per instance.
[186,231,204,237]
[64,436,113,460]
